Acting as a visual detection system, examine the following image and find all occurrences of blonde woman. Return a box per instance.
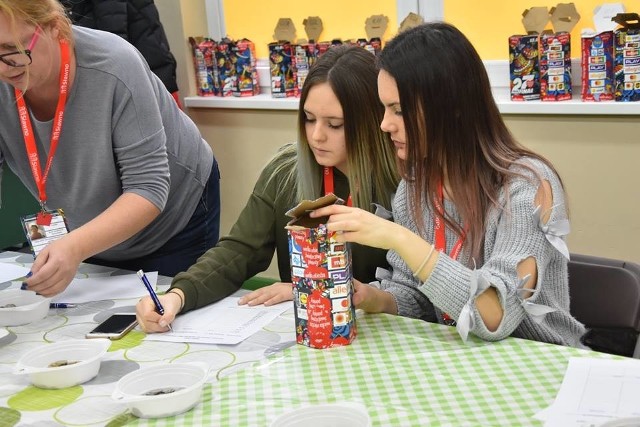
[0,0,220,297]
[137,45,400,333]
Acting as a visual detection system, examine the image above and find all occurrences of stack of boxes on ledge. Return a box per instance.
[189,37,261,97]
[509,2,640,102]
[188,13,426,99]
[188,3,640,103]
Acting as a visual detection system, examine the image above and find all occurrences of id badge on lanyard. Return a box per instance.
[15,39,71,258]
[21,209,69,258]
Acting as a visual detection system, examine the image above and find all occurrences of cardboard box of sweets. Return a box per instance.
[581,30,615,101]
[285,194,357,349]
[540,31,572,101]
[189,37,220,97]
[613,13,640,102]
[509,7,548,101]
[509,4,579,102]
[580,4,623,101]
[540,4,580,101]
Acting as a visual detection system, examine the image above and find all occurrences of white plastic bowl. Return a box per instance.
[112,363,209,418]
[14,338,111,389]
[0,290,51,326]
[270,403,371,427]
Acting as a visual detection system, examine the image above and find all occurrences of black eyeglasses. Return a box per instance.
[0,28,40,68]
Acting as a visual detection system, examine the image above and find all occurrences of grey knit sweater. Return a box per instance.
[376,158,586,347]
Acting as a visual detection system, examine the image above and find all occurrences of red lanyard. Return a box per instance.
[433,182,466,325]
[15,39,71,210]
[323,167,352,207]
[433,183,465,260]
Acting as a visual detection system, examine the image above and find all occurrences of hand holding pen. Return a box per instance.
[136,270,173,332]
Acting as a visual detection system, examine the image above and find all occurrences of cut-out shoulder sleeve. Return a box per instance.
[380,160,585,347]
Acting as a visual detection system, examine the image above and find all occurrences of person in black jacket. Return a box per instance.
[61,0,182,107]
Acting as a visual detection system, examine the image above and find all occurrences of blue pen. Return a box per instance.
[137,270,164,315]
[137,270,172,331]
[50,303,77,309]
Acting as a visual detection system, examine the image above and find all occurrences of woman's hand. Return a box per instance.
[23,236,83,297]
[352,280,398,314]
[136,291,183,333]
[310,205,401,250]
[238,282,293,306]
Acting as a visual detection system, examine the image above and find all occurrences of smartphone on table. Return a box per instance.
[86,313,138,340]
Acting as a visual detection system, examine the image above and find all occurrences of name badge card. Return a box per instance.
[21,209,69,257]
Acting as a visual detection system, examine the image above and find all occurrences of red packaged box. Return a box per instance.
[286,194,357,349]
[232,39,260,97]
[581,30,614,101]
[540,32,572,101]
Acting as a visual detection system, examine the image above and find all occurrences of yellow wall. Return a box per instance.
[223,1,636,60]
[445,1,636,59]
[223,0,397,58]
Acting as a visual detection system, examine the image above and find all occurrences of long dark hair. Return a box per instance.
[294,45,399,210]
[379,22,562,259]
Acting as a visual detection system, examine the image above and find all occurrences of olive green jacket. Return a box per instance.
[171,151,390,313]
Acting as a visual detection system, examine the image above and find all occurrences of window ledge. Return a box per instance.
[184,59,640,115]
[184,89,640,115]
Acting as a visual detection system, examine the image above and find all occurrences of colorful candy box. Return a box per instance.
[285,194,357,349]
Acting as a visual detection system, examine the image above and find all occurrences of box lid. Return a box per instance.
[399,12,424,33]
[522,7,550,34]
[549,3,581,33]
[285,193,344,229]
[612,12,640,30]
[302,16,323,42]
[591,3,625,33]
[365,15,389,39]
[273,18,296,42]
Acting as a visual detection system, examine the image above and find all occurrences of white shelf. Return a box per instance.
[184,59,640,115]
[185,89,640,115]
[185,93,299,110]
[491,87,640,115]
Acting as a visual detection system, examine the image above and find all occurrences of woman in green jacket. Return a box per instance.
[136,45,399,333]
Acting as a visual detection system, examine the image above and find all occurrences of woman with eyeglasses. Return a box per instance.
[0,0,221,296]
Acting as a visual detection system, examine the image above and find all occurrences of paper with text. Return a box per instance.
[51,272,157,303]
[542,357,640,426]
[144,297,290,345]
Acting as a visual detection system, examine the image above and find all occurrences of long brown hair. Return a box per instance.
[270,45,399,211]
[378,22,563,260]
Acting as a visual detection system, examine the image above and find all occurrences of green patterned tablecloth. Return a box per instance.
[191,314,614,427]
[0,251,296,427]
[0,251,616,426]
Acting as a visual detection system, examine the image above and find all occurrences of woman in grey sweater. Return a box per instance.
[311,23,586,347]
[0,0,219,296]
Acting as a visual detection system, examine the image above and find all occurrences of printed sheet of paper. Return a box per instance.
[145,297,290,345]
[542,357,640,426]
[0,261,30,283]
[51,272,157,303]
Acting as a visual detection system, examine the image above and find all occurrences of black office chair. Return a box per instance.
[568,253,640,358]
